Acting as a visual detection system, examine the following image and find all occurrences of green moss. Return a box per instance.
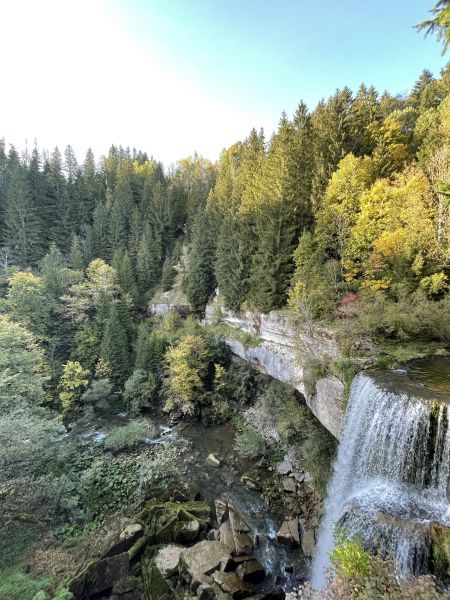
[303,357,330,397]
[206,323,261,349]
[330,358,359,406]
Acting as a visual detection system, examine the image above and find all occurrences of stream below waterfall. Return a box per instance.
[312,356,450,589]
[62,413,307,595]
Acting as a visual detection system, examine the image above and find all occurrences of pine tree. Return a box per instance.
[186,208,216,312]
[3,147,42,266]
[112,249,138,302]
[161,255,176,291]
[215,214,249,311]
[100,303,130,387]
[136,224,161,298]
[69,233,85,271]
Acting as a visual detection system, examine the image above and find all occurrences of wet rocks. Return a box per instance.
[277,518,300,546]
[213,571,255,598]
[215,499,229,525]
[235,559,265,584]
[180,540,231,585]
[300,527,316,558]
[175,518,201,543]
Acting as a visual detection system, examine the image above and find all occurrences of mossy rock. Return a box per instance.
[139,501,211,545]
[142,559,174,600]
[430,523,450,577]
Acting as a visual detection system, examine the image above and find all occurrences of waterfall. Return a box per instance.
[311,372,450,588]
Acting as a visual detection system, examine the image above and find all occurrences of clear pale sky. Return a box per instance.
[0,0,447,165]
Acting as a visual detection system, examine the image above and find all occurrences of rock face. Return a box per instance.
[154,544,184,578]
[205,302,345,439]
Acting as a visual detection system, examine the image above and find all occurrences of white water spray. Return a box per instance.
[311,372,450,588]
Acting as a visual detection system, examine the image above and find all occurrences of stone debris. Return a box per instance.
[154,544,184,578]
[206,453,221,467]
[277,518,300,546]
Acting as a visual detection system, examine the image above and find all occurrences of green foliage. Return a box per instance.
[0,316,48,411]
[138,443,181,499]
[234,420,269,459]
[303,357,330,397]
[81,378,112,412]
[255,380,337,491]
[0,567,54,600]
[124,369,158,415]
[330,531,371,579]
[103,419,158,452]
[185,208,216,313]
[416,0,450,53]
[58,361,89,415]
[100,303,131,386]
[77,454,140,520]
[331,358,359,402]
[164,333,209,415]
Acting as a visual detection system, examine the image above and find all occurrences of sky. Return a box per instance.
[0,0,447,165]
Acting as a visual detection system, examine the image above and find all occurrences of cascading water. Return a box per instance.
[311,368,450,588]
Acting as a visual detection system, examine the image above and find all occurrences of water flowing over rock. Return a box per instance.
[311,370,450,587]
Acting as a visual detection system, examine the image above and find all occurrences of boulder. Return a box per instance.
[301,528,316,558]
[215,499,229,525]
[219,521,236,553]
[111,576,140,600]
[240,475,261,491]
[277,458,292,476]
[220,555,253,572]
[206,454,221,467]
[197,581,216,599]
[213,571,255,598]
[277,518,300,546]
[180,540,231,589]
[70,552,129,598]
[235,560,265,584]
[102,522,143,559]
[233,532,253,556]
[282,478,296,493]
[229,508,250,534]
[246,588,285,599]
[175,519,200,543]
[154,544,184,578]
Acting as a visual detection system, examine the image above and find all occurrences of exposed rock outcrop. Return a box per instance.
[205,302,345,439]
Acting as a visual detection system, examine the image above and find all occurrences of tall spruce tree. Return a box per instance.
[186,208,216,312]
[3,147,42,266]
[100,303,130,386]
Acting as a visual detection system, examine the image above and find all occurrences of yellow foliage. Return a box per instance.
[164,335,209,415]
[343,166,439,291]
[59,361,89,414]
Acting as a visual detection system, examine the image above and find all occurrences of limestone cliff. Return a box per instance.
[205,301,345,440]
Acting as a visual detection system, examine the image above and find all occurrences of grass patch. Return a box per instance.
[207,323,261,349]
[103,419,158,452]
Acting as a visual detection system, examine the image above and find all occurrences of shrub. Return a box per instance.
[303,357,330,397]
[81,378,113,412]
[330,531,370,579]
[124,370,158,416]
[234,421,269,459]
[0,567,53,600]
[139,443,181,499]
[103,419,158,452]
